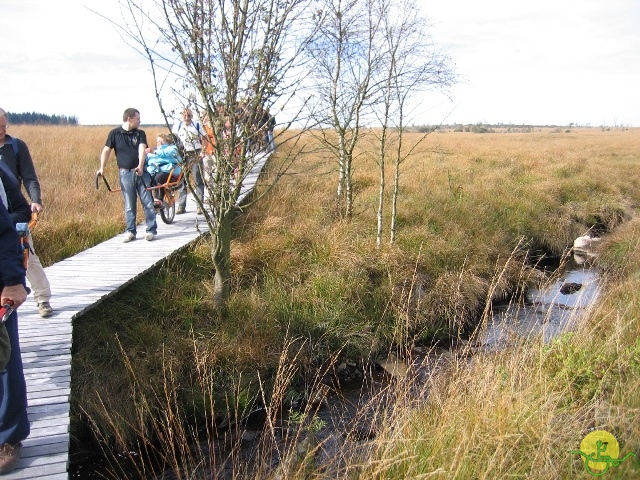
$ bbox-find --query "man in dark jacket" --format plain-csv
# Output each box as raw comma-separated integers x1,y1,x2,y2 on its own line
0,108,53,317
0,163,31,225
0,183,30,475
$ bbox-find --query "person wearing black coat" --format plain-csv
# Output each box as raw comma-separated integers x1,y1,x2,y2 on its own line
0,181,30,475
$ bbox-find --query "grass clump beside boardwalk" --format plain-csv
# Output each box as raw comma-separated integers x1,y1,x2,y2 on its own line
12,125,640,475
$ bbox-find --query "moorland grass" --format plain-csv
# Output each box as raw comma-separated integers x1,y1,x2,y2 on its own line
355,220,640,479
11,124,640,477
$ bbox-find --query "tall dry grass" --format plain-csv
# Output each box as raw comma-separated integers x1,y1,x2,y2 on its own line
350,219,640,479
15,124,639,477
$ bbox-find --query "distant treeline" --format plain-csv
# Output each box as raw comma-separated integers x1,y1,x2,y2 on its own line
8,111,79,126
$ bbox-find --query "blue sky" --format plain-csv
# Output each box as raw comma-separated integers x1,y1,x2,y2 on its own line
2,0,639,126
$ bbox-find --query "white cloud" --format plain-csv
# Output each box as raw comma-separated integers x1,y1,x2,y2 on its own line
419,0,640,126
3,0,164,124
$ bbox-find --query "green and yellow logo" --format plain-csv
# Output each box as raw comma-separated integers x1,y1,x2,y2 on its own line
569,430,636,476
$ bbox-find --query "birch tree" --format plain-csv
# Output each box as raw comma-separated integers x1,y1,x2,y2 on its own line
112,0,316,306
306,0,383,219
372,0,455,245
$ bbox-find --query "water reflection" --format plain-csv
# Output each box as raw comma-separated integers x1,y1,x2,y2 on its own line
482,254,600,347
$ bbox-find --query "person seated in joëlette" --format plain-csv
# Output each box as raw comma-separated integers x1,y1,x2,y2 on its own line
146,134,182,205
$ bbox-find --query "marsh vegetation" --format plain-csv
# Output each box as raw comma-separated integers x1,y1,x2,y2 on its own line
12,124,640,478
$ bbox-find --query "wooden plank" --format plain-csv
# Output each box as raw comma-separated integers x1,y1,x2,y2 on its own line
22,363,71,374
29,415,70,430
31,424,69,438
20,345,72,355
26,382,70,394
20,334,69,344
22,359,70,369
28,414,70,429
7,456,68,479
27,395,70,407
27,388,71,400
27,402,70,416
20,350,70,359
21,442,69,460
21,432,69,447
19,326,72,334
24,375,70,387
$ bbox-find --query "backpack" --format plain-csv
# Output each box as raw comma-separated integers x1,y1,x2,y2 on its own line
177,121,204,136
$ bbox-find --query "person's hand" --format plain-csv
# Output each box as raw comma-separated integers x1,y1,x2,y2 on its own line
31,202,43,214
96,168,104,177
135,166,144,176
1,284,28,309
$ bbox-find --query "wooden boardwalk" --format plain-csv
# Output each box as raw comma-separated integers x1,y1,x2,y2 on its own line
5,153,269,479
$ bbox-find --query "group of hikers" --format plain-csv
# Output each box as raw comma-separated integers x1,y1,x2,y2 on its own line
99,105,276,243
0,104,276,474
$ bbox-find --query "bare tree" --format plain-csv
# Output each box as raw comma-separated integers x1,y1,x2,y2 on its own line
108,0,316,306
306,0,384,219
370,0,455,245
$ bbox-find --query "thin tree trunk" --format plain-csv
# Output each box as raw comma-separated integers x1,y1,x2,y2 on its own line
337,157,345,198
345,153,353,219
390,135,401,244
212,211,233,307
376,125,387,248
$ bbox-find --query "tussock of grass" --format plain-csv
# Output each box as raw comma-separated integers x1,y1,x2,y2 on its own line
352,222,640,479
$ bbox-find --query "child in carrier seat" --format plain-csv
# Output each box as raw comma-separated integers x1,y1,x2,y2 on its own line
146,133,182,205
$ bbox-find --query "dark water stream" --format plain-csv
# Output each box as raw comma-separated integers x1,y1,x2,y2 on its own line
70,253,601,479
482,253,600,348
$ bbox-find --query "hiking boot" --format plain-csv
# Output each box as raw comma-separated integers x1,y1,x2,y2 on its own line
38,302,53,318
123,232,136,243
176,207,186,214
145,233,155,241
0,443,22,475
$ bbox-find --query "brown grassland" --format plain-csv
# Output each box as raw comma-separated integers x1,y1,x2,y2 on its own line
10,124,640,478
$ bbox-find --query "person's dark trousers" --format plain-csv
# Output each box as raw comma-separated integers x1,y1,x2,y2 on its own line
0,311,30,445
154,172,168,201
178,150,205,210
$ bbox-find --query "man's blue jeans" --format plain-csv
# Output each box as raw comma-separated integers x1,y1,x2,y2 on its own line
0,310,30,445
119,169,157,236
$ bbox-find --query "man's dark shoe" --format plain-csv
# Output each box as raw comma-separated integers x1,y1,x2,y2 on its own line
0,443,22,475
176,207,186,214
